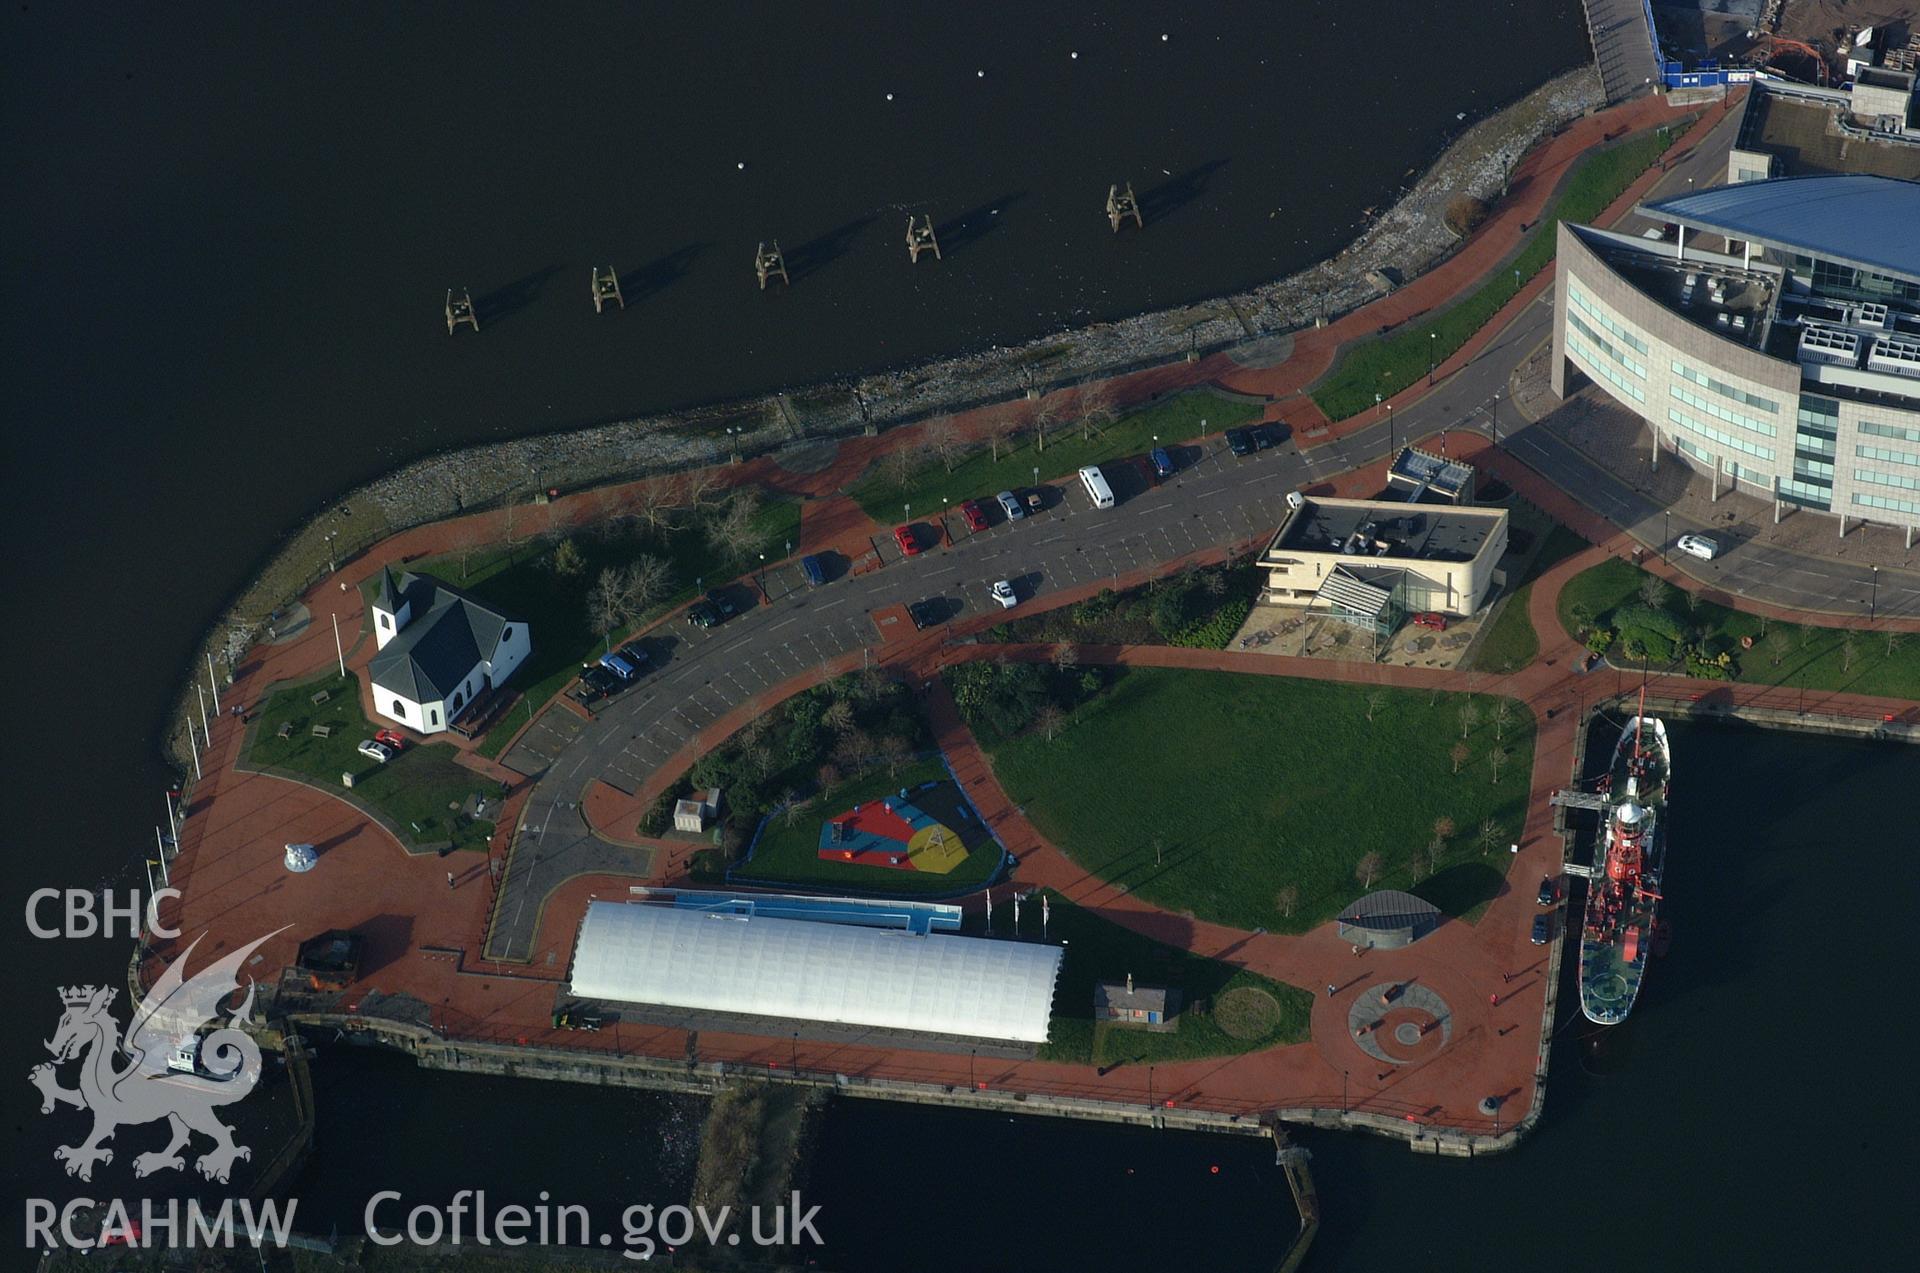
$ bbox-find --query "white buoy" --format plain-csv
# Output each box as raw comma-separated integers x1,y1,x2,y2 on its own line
886,92,894,100
736,161,746,170
976,69,985,78
1071,51,1079,59
1161,33,1169,41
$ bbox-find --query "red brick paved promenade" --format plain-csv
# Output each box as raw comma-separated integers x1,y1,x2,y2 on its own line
148,86,1917,1144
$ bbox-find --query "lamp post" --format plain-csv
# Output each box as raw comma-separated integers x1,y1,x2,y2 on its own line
758,552,768,602
1147,1064,1155,1112
1490,392,1501,448
1663,510,1671,565
1387,402,1395,454
324,530,338,574
970,1048,977,1089
1870,564,1880,622
1428,331,1438,386
791,1031,798,1074
1342,1068,1349,1115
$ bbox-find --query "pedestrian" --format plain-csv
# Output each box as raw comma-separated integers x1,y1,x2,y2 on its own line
1510,842,1519,855
1489,992,1500,1006
446,870,455,889
1326,983,1337,997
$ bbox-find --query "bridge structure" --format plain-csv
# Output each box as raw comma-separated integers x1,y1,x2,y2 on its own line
1580,0,1663,104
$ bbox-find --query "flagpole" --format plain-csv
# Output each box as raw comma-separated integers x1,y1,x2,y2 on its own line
164,792,178,843
154,827,170,887
197,683,211,744
206,651,220,708
984,887,992,935
187,719,202,779
332,612,346,678
144,857,157,908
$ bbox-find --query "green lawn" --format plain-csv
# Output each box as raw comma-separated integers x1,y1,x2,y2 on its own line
1557,557,1920,698
984,668,1534,932
1025,892,1313,1066
245,673,498,852
737,759,1003,894
849,391,1260,523
392,495,801,757
1311,126,1677,421
1468,524,1589,673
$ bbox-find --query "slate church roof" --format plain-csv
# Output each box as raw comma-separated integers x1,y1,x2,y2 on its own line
369,568,516,703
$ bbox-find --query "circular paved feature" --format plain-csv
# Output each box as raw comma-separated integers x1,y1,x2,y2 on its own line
1346,981,1453,1066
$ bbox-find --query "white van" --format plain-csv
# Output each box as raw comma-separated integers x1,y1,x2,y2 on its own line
1078,465,1115,509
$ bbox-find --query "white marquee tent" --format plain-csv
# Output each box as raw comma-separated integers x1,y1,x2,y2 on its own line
568,900,1062,1043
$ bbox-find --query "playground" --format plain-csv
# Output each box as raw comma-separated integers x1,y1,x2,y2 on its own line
818,784,968,874
737,762,1005,895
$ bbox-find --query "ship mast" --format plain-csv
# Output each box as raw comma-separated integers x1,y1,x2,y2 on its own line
1633,659,1648,760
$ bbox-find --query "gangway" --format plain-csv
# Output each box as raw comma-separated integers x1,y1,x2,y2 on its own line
1551,789,1611,811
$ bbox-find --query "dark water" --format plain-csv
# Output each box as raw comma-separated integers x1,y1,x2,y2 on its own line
1,0,1584,1212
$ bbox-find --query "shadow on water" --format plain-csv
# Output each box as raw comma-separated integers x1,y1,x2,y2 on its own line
1138,160,1229,224
617,242,710,304
475,263,566,326
933,192,1027,257
784,215,877,281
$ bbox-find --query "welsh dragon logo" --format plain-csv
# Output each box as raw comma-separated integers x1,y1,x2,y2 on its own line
29,929,283,1183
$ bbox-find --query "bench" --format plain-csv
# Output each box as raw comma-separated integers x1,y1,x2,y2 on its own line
276,722,293,740
311,724,332,739
310,690,331,706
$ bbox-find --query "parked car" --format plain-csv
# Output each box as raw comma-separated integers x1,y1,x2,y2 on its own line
800,553,827,586
1536,875,1559,907
705,588,738,618
959,498,990,533
1412,611,1449,631
1250,425,1276,451
990,580,1018,609
894,524,922,556
1676,533,1719,561
617,640,652,672
908,598,945,630
599,650,642,680
1530,913,1555,945
356,738,394,763
571,664,621,702
996,489,1026,521
685,599,724,628
1023,487,1048,512
373,728,407,751
1150,447,1175,479
1225,427,1255,457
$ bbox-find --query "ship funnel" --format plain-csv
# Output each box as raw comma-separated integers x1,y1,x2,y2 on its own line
1616,802,1647,825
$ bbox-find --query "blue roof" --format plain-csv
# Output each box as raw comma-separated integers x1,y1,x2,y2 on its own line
1640,175,1920,285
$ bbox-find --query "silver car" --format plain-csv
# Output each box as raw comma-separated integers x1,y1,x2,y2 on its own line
356,738,394,763
990,580,1018,609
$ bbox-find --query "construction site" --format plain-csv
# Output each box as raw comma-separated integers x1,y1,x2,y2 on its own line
1652,0,1918,84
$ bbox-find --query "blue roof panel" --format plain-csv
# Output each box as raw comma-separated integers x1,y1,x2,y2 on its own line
1641,175,1920,285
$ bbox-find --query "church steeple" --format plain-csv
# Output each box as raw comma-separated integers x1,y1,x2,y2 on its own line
370,564,411,649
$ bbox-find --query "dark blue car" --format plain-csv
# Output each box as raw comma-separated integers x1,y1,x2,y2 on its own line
1150,447,1175,479
800,554,826,586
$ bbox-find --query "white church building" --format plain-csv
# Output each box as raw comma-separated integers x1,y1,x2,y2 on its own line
367,564,530,735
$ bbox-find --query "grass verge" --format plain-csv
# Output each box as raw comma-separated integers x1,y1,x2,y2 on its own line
1558,557,1920,697
1468,524,1589,673
245,673,498,852
1028,892,1313,1066
984,668,1533,932
1311,126,1677,421
848,391,1259,523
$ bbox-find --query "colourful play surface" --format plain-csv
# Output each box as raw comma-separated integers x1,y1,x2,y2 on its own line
819,791,966,874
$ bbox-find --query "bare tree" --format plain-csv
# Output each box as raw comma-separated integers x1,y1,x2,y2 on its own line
1052,643,1080,673
706,490,767,563
1153,837,1166,867
587,568,623,645
1841,630,1858,672
880,440,924,490
878,733,912,778
1074,379,1119,441
748,744,775,780
1030,398,1060,453
617,555,673,622
821,699,855,735
1493,699,1512,739
816,762,842,793
983,407,1024,462
1488,745,1511,784
1458,701,1480,739
1035,704,1066,742
1885,629,1905,659
1477,817,1499,855
1638,573,1671,610
1450,740,1471,775
1355,851,1385,889
632,475,684,535
683,469,727,509
1426,835,1447,876
1365,689,1387,724
922,414,967,473
781,788,803,828
831,728,872,772
1274,884,1299,919
1432,815,1455,845
1408,855,1430,884
1765,630,1791,667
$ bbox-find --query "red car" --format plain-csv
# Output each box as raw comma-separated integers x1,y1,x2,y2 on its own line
1412,611,1448,631
893,525,922,556
958,499,989,533
374,728,407,751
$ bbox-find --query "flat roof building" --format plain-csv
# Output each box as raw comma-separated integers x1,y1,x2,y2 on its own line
1551,173,1920,542
1261,496,1509,620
